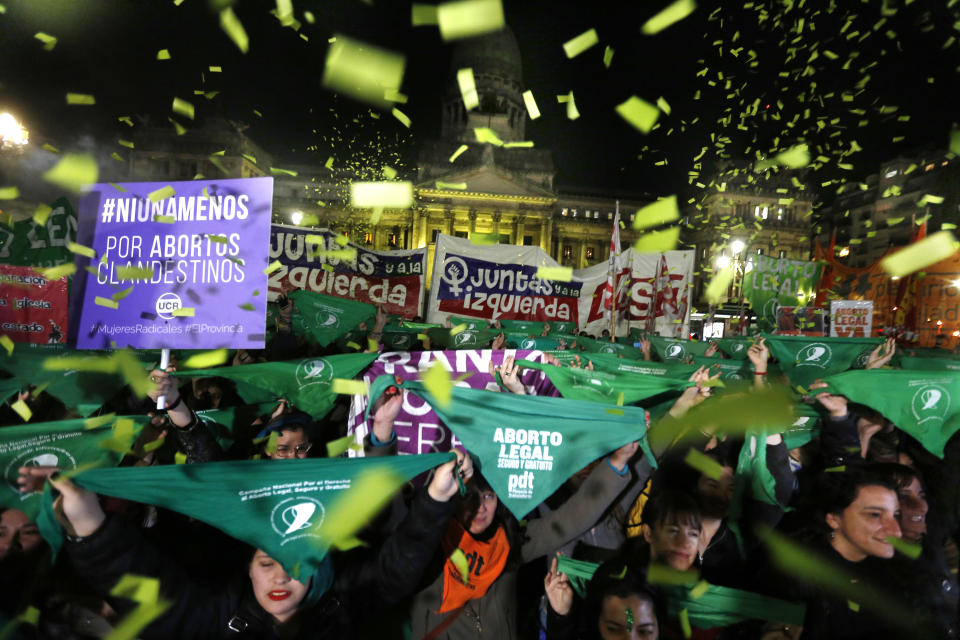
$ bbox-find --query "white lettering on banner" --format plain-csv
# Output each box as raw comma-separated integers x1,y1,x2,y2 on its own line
462,291,573,320
96,232,246,286
111,195,250,224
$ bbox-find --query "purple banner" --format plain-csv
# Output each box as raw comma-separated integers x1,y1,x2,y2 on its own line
347,349,558,456
76,178,273,349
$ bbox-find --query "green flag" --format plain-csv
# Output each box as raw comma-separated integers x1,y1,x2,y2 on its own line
425,327,500,349
371,378,653,519
547,351,699,380
174,353,377,418
504,334,565,351
0,198,76,267
517,359,690,405
547,321,578,334
574,336,646,359
447,316,491,331
195,402,277,450
497,319,547,334
824,369,960,458
899,356,960,372
648,336,711,361
1,416,144,519
289,290,376,347
40,454,452,577
380,327,424,351
763,334,883,388
716,338,752,360
741,257,823,332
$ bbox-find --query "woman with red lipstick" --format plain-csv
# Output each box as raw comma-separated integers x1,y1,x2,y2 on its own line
22,452,471,639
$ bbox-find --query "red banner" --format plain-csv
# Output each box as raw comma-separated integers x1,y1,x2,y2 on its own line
0,264,68,344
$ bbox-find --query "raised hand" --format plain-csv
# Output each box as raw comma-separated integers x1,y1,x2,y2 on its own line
18,467,105,537
747,337,769,373
490,355,526,395
427,449,473,502
809,381,849,419
704,341,719,357
544,555,574,616
865,337,896,369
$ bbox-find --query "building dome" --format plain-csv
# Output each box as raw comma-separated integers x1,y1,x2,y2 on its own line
448,27,523,84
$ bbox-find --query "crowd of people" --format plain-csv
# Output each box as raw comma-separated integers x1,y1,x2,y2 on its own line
1,297,958,640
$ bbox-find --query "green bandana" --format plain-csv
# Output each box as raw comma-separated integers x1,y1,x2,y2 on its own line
40,454,452,580
547,351,699,380
401,321,442,331
516,359,690,405
447,316,491,331
174,353,377,418
426,327,500,350
763,334,883,389
195,403,277,450
289,290,376,347
689,356,754,382
716,338,752,360
648,337,711,361
1,416,144,519
824,369,960,458
899,356,960,372
555,557,805,628
370,377,654,519
497,319,547,334
574,336,646,359
380,327,424,351
504,334,565,351
548,321,578,334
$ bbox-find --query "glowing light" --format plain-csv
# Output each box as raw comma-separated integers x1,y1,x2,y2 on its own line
938,320,944,326
0,112,29,148
730,239,745,254
290,210,303,225
953,331,959,337
891,276,900,281
715,255,731,269
838,247,850,258
951,278,960,289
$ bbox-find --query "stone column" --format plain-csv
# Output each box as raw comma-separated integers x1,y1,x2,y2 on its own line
444,209,455,236
411,209,422,248
514,215,526,245
492,211,502,239
541,215,553,254
468,209,478,235
577,240,587,269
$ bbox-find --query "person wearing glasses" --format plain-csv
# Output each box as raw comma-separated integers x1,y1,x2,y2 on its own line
256,411,315,460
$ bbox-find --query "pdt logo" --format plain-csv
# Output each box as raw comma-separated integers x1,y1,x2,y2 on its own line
156,292,182,320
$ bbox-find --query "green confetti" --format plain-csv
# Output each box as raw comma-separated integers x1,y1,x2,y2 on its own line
704,267,734,304
332,378,370,395
148,186,176,202
449,144,469,162
321,34,405,110
37,263,76,280
156,48,171,60
43,153,98,193
634,195,679,229
616,96,660,133
603,45,614,68
0,335,13,356
474,127,504,146
219,8,249,53
10,399,31,422
325,434,362,457
457,67,480,110
536,266,573,281
684,448,723,479
350,181,413,208
392,107,411,128
421,360,452,409
880,231,957,277
563,28,599,58
66,93,96,105
522,90,540,119
34,32,57,51
170,307,195,317
95,296,119,309
411,3,439,25
182,349,228,369
647,564,699,586
634,227,680,253
0,187,19,199
886,536,922,559
641,0,697,35
436,0,504,42
449,548,470,583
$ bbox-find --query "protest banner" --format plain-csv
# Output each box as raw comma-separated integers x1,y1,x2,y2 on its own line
74,178,273,350
0,198,77,269
269,224,426,318
830,300,873,338
347,349,559,456
742,255,823,332
0,264,68,344
427,234,694,336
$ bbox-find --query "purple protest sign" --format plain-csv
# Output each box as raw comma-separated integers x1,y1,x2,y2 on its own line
75,178,273,349
347,349,558,456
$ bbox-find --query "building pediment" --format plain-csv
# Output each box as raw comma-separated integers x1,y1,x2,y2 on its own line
417,163,556,204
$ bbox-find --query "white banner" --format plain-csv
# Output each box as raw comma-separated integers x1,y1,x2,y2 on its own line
427,234,693,336
830,299,873,338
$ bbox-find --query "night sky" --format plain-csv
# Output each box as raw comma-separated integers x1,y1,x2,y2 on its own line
0,0,958,206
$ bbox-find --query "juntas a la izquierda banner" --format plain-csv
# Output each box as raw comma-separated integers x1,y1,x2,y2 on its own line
0,264,68,344
75,178,273,349
427,234,694,336
346,349,559,457
269,224,426,318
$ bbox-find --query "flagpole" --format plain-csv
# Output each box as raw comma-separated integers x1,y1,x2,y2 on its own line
157,348,170,411
610,201,619,341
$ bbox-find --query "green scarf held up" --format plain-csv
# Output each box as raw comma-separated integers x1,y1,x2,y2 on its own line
289,290,376,347
504,334,565,351
379,326,424,351
426,327,500,350
824,369,960,458
0,416,144,519
648,336,711,361
516,359,691,405
497,319,547,334
762,334,883,389
174,352,377,419
39,454,452,578
447,316,490,331
547,351,699,380
573,336,646,359
716,338,752,360
367,377,654,520
899,356,960,372
554,557,805,628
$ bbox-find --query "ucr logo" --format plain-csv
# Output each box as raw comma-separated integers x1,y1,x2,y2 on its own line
295,358,333,388
911,384,951,424
270,497,325,537
795,343,832,367
665,344,685,359
156,292,182,320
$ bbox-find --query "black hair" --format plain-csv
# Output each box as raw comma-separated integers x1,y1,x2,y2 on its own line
870,462,923,493
641,489,703,532
578,559,663,640
820,467,899,516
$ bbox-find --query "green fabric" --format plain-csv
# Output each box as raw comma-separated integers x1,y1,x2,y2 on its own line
547,321,578,335
689,356,753,381
497,319,546,334
763,334,883,388
899,356,960,372
900,347,960,359
380,327,424,351
503,334,565,351
548,351,699,380
425,327,500,349
0,417,144,519
716,338,752,360
742,257,823,332
174,353,377,418
517,359,690,405
372,377,654,519
0,198,76,267
824,369,960,458
648,337,711,361
554,557,805,628
40,454,451,580
194,403,277,450
0,346,156,415
574,336,646,359
783,404,821,450
400,321,442,330
447,316,490,331
289,290,376,347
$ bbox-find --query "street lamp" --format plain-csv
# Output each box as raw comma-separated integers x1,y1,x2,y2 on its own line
0,112,28,149
290,210,303,225
715,255,731,269
730,239,745,255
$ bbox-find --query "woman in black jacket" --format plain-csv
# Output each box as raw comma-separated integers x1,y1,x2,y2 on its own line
20,452,470,639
